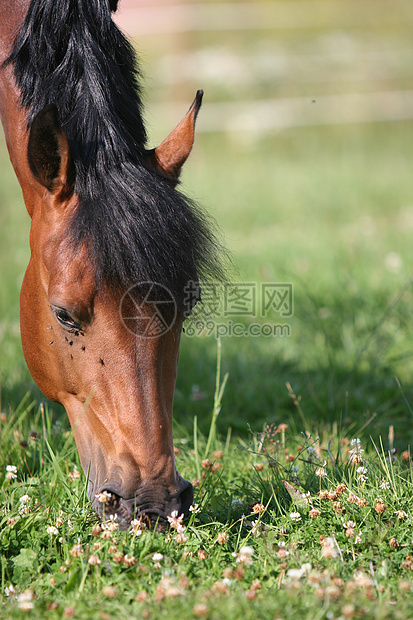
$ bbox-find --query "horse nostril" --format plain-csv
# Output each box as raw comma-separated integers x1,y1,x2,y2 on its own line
178,480,194,514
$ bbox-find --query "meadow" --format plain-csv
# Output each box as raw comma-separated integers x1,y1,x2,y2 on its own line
1,0,413,617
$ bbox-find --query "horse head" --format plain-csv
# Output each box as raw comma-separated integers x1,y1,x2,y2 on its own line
19,94,204,529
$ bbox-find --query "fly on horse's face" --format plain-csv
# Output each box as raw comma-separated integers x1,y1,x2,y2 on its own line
0,0,223,530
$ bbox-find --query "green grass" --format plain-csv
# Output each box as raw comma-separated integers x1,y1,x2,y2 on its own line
1,370,413,619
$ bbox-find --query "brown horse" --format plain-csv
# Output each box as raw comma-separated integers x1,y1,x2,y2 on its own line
0,0,222,529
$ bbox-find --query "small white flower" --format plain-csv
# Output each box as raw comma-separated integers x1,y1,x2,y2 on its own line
167,510,185,530
95,490,112,503
380,479,390,490
5,584,16,597
47,526,59,536
176,531,188,543
17,589,34,611
189,503,201,514
19,495,31,504
5,465,17,480
356,466,367,475
287,563,311,580
236,545,254,564
290,512,302,522
152,552,163,568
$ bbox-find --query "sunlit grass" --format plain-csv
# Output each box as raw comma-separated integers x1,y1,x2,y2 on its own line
1,360,413,618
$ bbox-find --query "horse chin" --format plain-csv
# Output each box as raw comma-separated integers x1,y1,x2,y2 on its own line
91,481,194,532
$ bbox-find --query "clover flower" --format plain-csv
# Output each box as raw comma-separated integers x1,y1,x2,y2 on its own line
130,517,146,536
47,526,59,536
309,508,321,518
348,439,364,464
176,531,188,543
320,537,338,558
189,503,201,514
95,491,112,504
152,552,163,569
69,541,84,557
17,589,34,611
4,584,16,597
5,465,17,480
167,510,184,530
287,563,312,580
235,545,254,564
216,531,229,544
395,510,408,519
290,512,302,522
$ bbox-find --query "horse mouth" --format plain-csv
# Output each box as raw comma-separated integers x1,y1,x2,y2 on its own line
92,482,193,532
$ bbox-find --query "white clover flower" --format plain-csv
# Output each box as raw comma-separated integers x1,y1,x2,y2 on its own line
5,465,17,480
356,467,368,475
176,531,188,543
47,526,59,536
321,537,338,558
17,589,34,611
4,584,16,597
167,510,185,530
152,552,163,568
315,467,327,477
19,495,31,504
290,512,302,522
236,545,254,564
95,490,112,503
189,503,201,514
130,518,146,536
380,479,390,490
287,563,311,580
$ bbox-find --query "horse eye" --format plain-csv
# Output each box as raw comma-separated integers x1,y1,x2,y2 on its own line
51,307,80,332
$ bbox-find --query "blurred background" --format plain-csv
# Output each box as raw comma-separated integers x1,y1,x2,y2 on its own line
2,0,413,444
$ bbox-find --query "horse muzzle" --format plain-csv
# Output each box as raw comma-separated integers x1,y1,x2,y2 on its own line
91,477,194,531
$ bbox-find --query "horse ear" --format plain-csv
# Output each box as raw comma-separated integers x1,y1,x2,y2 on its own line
145,90,203,180
28,104,74,199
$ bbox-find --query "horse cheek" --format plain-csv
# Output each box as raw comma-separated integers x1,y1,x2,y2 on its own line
20,265,61,402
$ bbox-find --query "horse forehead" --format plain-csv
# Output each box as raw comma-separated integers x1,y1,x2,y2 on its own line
46,240,97,302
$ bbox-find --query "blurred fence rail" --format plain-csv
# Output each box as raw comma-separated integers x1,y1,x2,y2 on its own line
150,90,413,135
0,1,411,141
114,0,413,135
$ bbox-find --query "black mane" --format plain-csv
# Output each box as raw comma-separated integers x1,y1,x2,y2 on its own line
6,0,224,309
